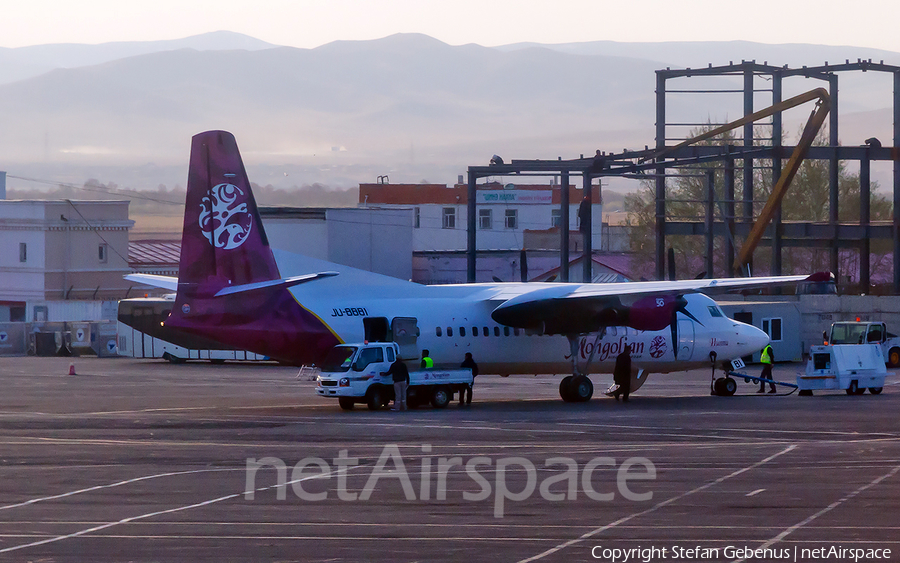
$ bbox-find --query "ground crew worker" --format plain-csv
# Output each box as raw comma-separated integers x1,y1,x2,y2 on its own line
421,349,434,369
613,344,632,402
382,357,409,411
758,343,776,393
460,352,478,405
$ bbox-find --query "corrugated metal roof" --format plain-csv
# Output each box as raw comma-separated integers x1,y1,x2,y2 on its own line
129,240,181,266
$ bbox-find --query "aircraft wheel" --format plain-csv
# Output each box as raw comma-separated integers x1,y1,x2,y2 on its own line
712,377,725,396
559,376,575,402
721,377,737,396
338,397,355,410
869,387,883,395
570,376,594,402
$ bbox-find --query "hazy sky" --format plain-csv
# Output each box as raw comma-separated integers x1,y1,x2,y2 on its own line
3,0,900,52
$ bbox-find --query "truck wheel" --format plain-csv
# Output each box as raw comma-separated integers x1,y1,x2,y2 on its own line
338,397,355,410
847,380,862,395
431,386,451,409
366,387,387,410
868,387,883,395
889,348,900,368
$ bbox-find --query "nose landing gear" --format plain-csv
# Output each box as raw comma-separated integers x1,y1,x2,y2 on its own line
708,351,737,396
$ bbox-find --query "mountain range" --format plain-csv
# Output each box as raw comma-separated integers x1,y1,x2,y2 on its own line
1,31,898,194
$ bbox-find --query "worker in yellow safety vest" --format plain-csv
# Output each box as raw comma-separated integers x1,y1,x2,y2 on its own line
421,349,434,369
758,343,776,393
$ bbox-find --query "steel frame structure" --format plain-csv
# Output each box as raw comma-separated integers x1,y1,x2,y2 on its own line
466,60,900,291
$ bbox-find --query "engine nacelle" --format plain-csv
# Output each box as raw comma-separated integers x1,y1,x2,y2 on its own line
597,295,684,332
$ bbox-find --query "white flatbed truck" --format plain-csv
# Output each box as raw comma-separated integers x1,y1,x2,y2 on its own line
314,342,474,410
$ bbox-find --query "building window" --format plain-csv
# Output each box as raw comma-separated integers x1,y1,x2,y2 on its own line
551,209,561,227
505,209,518,229
19,243,26,263
414,207,420,229
479,208,492,229
99,243,108,263
442,207,456,229
762,318,783,342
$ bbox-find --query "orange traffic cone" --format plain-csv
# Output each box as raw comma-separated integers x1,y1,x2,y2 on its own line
68,363,76,376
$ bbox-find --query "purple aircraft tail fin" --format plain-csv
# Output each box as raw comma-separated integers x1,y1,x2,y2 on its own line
178,130,280,297
165,131,340,364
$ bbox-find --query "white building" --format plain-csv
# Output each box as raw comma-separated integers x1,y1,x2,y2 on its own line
358,181,603,252
0,199,133,322
260,207,413,281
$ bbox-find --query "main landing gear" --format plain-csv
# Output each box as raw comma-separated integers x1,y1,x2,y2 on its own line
559,333,602,403
708,351,737,396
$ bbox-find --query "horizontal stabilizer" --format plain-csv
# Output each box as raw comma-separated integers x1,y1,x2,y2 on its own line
125,273,179,291
214,272,339,297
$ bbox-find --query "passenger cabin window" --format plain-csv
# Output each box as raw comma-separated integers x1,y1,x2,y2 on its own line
436,327,442,337
514,327,521,336
483,327,489,336
472,326,477,336
460,327,466,337
494,327,500,336
447,327,453,337
504,326,510,336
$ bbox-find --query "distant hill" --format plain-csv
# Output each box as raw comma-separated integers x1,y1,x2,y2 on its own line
1,33,898,194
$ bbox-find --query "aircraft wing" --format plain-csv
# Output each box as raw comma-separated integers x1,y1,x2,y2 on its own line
490,273,813,334
125,273,179,291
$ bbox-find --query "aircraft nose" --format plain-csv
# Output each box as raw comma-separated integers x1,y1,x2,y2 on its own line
740,323,770,354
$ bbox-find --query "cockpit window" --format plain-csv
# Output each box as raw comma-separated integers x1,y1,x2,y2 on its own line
321,346,357,373
707,305,724,318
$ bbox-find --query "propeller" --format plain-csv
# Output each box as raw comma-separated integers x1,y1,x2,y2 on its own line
669,295,702,359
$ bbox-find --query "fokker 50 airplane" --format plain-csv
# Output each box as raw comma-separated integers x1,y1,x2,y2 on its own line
128,130,816,402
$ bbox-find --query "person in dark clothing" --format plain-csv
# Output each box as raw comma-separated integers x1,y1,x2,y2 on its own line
578,196,591,235
382,358,410,411
460,352,478,405
758,343,776,393
613,344,632,402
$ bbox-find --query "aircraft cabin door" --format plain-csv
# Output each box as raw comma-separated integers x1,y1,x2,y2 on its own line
677,319,694,361
391,317,419,360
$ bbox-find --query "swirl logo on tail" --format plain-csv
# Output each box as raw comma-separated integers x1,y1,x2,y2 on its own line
198,183,252,249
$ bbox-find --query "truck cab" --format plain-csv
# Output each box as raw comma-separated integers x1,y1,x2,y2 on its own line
825,321,900,367
314,342,473,411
